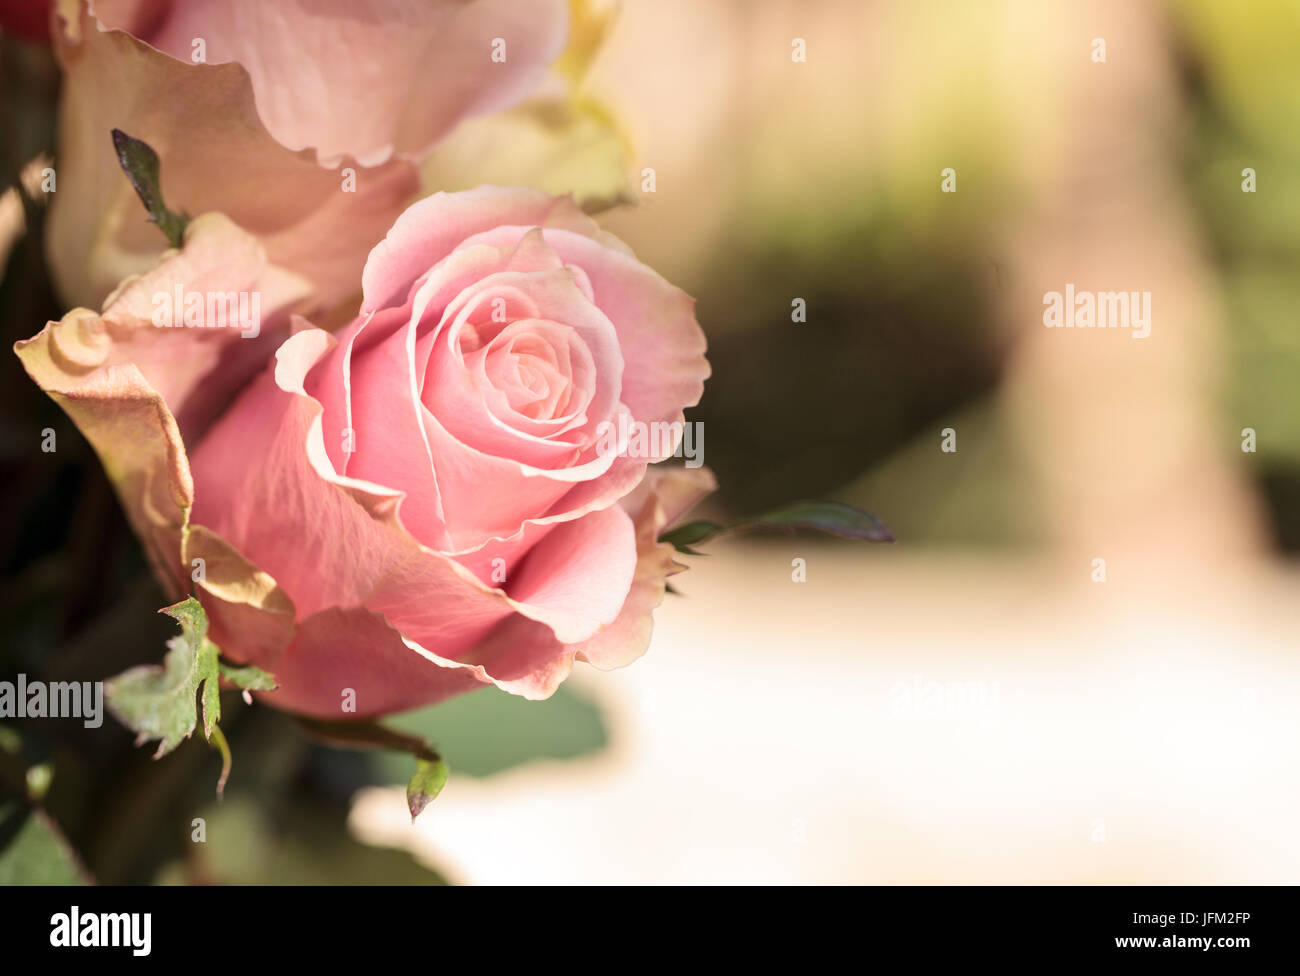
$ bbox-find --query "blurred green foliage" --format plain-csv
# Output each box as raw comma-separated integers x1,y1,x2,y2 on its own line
1171,0,1300,547
0,801,86,884
381,684,608,780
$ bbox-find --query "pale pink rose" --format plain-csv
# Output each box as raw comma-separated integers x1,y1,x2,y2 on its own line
46,0,567,310
17,189,712,718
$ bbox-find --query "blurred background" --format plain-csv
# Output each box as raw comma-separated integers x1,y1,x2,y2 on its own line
3,0,1299,883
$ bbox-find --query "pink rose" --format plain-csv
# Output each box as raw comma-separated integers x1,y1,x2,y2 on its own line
47,0,567,310
17,189,712,718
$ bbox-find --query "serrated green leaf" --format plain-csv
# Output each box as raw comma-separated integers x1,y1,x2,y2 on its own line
218,662,278,692
111,128,189,247
406,757,450,822
104,597,220,758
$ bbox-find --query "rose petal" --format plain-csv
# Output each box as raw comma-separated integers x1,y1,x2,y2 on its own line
500,502,635,644
449,465,717,696
49,0,418,310
15,278,304,669
95,0,569,167
362,186,611,313
183,523,296,671
472,226,712,443
258,606,487,719
334,306,451,550
14,352,192,596
94,212,313,441
578,465,718,670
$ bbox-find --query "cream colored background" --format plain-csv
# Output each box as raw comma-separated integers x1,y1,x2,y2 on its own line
351,0,1300,884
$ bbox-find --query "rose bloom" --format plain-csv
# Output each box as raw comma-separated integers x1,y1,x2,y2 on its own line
17,188,712,717
45,0,567,309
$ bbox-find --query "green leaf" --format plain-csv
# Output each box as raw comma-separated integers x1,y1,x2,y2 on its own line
291,716,448,822
384,683,608,779
111,128,189,247
747,500,895,541
658,520,725,551
0,802,89,885
105,597,221,758
218,662,278,692
104,598,270,797
406,758,450,822
659,501,894,551
209,725,232,799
